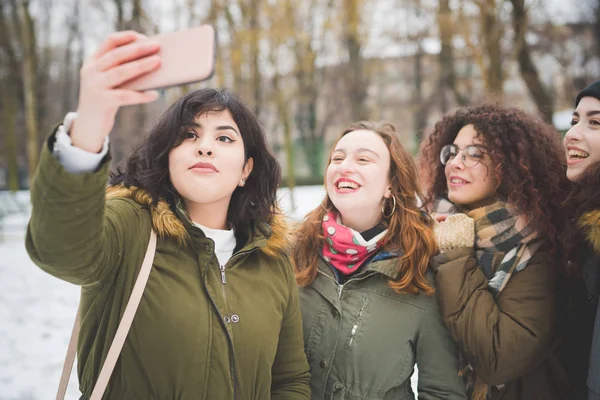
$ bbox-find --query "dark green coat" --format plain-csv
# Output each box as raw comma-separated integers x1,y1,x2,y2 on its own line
299,252,467,399
26,136,310,399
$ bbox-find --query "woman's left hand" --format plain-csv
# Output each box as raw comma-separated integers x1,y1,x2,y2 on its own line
433,213,475,253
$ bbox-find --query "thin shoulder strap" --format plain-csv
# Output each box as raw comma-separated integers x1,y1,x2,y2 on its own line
56,229,158,400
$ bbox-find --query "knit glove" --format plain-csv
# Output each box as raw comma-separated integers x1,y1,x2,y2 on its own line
432,213,475,253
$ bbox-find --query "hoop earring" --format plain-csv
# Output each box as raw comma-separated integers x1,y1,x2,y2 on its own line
382,195,396,218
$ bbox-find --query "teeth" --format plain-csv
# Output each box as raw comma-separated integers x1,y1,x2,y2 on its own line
451,178,466,184
337,181,359,190
568,149,589,159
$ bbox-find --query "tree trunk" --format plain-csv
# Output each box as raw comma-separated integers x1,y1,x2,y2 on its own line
509,0,553,123
595,0,600,63
343,0,367,120
414,38,427,143
249,0,262,117
437,0,469,110
62,1,80,112
2,87,19,191
20,0,39,185
114,0,125,30
480,0,504,99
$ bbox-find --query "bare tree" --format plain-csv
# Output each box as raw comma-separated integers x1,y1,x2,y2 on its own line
509,0,554,122
437,0,469,112
62,1,81,112
0,0,21,191
266,0,297,207
480,0,504,99
19,0,40,183
342,0,368,120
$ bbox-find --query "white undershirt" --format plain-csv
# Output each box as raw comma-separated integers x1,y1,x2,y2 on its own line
192,222,236,266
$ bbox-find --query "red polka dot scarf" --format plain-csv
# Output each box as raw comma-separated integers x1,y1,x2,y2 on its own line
321,211,387,275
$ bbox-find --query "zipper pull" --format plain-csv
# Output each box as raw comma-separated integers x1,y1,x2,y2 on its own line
220,265,226,284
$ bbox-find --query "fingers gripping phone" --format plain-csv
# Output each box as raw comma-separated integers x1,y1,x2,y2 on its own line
120,25,216,91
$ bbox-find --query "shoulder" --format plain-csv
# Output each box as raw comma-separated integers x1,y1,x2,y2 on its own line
259,213,292,260
579,210,600,254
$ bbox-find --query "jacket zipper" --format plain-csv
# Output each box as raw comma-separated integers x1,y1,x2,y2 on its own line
201,246,256,399
348,298,368,348
203,278,237,399
212,247,255,399
219,264,227,283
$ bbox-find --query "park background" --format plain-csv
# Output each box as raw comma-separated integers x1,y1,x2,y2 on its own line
1,0,599,398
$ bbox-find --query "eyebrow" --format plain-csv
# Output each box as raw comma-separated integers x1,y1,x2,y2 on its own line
573,111,600,118
333,148,380,158
190,122,240,136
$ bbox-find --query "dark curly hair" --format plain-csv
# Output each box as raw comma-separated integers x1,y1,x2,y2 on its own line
110,88,281,234
419,104,569,253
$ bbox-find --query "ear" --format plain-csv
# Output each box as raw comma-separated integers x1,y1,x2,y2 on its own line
384,183,392,199
243,157,254,180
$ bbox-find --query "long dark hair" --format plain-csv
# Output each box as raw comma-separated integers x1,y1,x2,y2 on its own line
419,104,569,255
110,88,281,233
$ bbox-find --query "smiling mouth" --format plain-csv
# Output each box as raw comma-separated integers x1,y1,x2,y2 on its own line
335,180,360,192
449,177,468,184
568,149,590,160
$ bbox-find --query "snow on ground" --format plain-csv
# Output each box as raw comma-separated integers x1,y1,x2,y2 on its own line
0,187,417,399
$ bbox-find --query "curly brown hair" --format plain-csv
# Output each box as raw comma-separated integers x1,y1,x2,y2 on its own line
293,121,437,295
419,104,569,253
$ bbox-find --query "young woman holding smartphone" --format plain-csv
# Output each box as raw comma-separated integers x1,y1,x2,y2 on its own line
26,31,310,399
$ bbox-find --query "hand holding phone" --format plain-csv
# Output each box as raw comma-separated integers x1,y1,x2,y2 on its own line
70,25,216,153
119,25,216,91
71,31,162,153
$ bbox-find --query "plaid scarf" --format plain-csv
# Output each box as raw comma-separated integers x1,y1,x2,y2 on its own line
433,198,541,297
468,202,542,297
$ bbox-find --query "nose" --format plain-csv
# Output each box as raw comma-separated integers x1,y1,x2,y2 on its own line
564,124,582,143
196,136,214,157
338,157,356,174
447,151,465,170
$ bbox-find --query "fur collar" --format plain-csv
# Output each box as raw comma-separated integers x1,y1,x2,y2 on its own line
579,209,600,254
106,185,289,259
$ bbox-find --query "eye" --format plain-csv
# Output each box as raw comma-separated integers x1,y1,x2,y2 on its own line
590,119,600,126
570,119,579,126
466,147,484,159
358,157,370,163
185,131,198,140
217,135,235,143
332,156,344,162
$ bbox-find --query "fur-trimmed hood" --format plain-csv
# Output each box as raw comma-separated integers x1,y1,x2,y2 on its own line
579,210,600,254
106,185,290,259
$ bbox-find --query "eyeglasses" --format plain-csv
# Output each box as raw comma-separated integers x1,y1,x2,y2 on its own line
440,144,488,168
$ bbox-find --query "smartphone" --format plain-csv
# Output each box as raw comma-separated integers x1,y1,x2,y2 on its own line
119,24,216,91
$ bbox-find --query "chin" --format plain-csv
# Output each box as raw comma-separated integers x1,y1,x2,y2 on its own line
566,169,583,183
330,200,360,216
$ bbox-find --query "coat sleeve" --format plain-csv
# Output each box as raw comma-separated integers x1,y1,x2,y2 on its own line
416,289,468,400
431,247,556,386
25,129,147,286
270,259,311,399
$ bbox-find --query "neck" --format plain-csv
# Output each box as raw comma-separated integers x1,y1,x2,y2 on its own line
464,196,497,210
339,208,383,232
184,198,230,230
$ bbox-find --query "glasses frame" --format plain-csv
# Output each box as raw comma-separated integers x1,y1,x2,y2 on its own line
440,144,488,168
